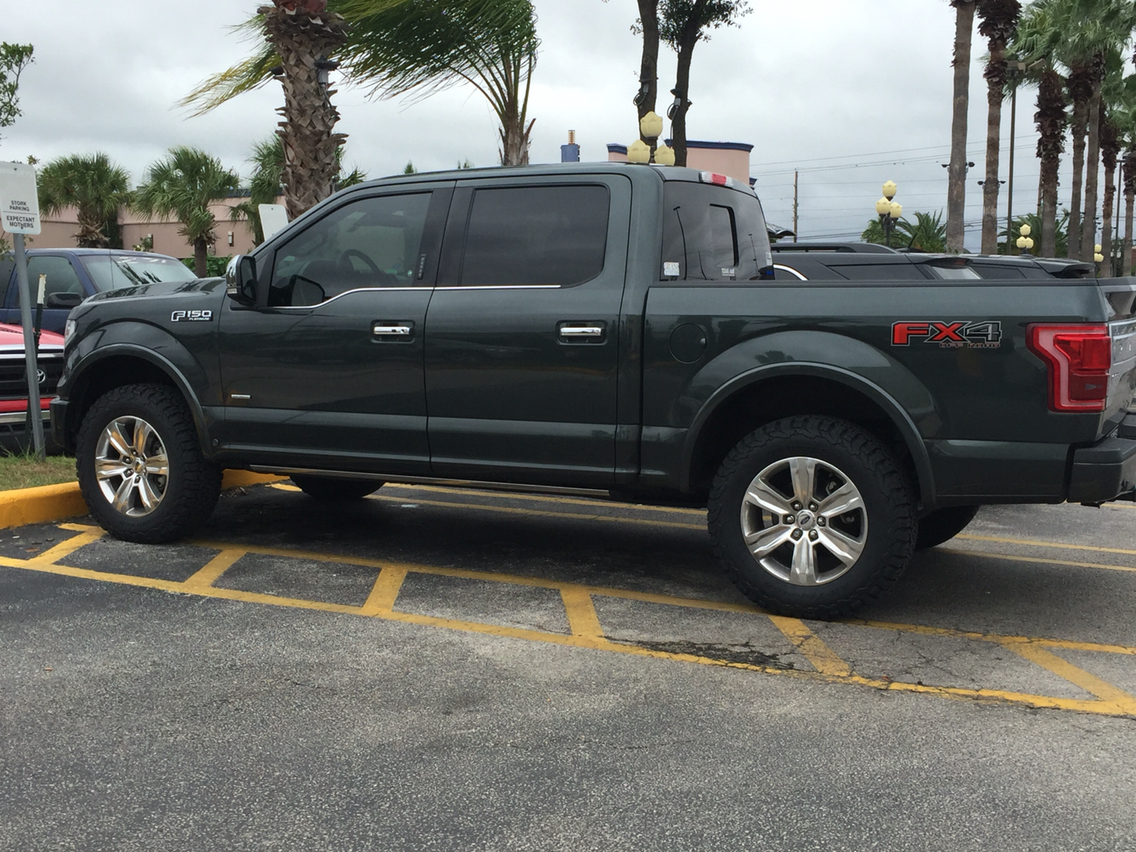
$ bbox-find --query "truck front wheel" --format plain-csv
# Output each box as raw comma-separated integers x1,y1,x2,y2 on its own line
708,416,916,620
76,384,222,543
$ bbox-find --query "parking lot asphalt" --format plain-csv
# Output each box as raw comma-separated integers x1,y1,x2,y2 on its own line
2,480,1135,850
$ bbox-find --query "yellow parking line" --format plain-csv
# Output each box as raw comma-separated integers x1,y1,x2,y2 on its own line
857,619,1136,657
561,588,606,640
940,546,1136,574
956,533,1136,558
4,547,1135,718
37,529,105,562
1002,639,1136,715
360,566,408,616
768,616,853,677
183,550,245,591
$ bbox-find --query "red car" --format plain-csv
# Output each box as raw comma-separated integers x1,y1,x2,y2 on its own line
0,322,65,452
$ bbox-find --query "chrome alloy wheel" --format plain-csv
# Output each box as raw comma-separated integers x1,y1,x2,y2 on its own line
739,456,867,586
94,415,170,517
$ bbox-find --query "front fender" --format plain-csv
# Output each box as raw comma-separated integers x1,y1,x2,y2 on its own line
60,321,217,455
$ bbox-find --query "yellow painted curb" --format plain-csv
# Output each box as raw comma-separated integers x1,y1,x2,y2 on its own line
0,471,283,531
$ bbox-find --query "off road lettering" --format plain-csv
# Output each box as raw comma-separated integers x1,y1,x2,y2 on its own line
892,320,1002,348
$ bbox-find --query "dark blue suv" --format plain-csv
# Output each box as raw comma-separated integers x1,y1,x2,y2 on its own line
0,248,197,334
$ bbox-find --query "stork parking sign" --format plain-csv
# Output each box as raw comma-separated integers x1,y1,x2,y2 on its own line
0,161,41,235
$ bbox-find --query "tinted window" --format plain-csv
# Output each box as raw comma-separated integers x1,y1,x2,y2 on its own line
27,255,83,300
80,254,197,290
0,255,13,305
661,182,771,281
826,262,930,281
269,193,431,306
460,185,609,287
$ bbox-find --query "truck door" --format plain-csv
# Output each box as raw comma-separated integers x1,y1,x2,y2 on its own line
424,175,631,487
215,184,452,475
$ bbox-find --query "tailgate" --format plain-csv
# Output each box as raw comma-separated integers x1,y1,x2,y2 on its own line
1102,278,1136,424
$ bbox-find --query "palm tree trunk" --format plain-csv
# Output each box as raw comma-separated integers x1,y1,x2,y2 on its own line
1100,112,1119,277
1035,68,1068,259
261,3,349,221
669,16,699,168
981,36,1007,255
1081,75,1103,262
1067,69,1093,259
636,0,660,147
193,236,208,278
1124,152,1136,277
947,0,977,253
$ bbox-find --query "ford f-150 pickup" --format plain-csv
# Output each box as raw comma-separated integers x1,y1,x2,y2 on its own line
50,163,1136,618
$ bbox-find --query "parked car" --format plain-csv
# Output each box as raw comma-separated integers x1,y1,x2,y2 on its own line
964,254,1094,280
0,248,198,334
771,246,981,281
0,321,65,453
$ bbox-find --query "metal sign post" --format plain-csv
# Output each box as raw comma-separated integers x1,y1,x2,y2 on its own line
0,162,45,460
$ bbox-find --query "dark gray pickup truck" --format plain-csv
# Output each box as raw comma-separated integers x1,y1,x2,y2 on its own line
50,163,1136,618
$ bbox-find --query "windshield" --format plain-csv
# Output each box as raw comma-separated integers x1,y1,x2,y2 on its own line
79,254,198,291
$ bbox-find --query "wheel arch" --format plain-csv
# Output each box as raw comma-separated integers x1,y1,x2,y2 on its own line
60,345,211,457
682,364,936,508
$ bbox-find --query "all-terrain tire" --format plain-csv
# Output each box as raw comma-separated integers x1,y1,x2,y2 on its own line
76,384,222,543
707,415,917,620
290,474,382,501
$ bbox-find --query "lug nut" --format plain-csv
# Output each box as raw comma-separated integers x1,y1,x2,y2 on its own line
791,502,802,511
809,502,818,511
817,517,826,527
791,529,803,540
808,530,818,541
784,515,795,524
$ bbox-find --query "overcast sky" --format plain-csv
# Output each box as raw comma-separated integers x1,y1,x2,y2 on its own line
2,0,1067,251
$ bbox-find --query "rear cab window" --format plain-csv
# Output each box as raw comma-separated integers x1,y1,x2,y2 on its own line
660,180,772,282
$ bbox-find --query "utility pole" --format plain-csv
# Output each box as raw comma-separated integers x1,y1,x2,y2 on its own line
793,170,799,242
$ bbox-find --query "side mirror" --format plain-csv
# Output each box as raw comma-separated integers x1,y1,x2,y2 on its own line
45,292,83,309
225,255,258,306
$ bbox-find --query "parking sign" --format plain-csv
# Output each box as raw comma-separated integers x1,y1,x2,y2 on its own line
0,161,41,235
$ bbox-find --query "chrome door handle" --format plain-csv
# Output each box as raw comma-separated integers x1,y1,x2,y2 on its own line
559,326,605,337
558,322,607,342
372,323,412,336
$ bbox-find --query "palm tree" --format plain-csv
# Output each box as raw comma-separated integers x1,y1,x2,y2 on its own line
977,0,1022,255
262,0,349,221
336,0,539,166
37,153,132,248
134,146,240,277
897,211,949,252
229,135,367,244
658,0,750,168
1009,1,1069,257
183,0,540,169
947,0,978,253
1048,0,1136,261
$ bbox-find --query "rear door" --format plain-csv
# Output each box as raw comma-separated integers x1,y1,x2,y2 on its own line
423,174,631,487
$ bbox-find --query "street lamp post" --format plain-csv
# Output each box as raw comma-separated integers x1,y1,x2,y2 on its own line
875,181,902,248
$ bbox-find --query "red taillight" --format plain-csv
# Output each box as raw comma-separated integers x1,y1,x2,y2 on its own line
1027,324,1111,412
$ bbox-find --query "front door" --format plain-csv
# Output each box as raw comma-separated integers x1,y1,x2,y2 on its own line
215,185,451,475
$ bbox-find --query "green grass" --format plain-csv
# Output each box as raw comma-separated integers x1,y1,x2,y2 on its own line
0,452,77,491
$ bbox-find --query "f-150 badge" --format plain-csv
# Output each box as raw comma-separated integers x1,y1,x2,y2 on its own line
892,320,1002,348
171,310,213,322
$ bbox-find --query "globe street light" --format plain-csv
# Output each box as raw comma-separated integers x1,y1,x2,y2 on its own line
1016,223,1034,256
875,182,901,248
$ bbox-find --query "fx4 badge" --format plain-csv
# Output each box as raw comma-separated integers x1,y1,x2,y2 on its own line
892,320,1002,349
171,310,213,323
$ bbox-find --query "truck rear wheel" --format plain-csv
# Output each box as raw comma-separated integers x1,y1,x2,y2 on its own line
290,474,382,501
708,416,916,620
76,384,222,544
